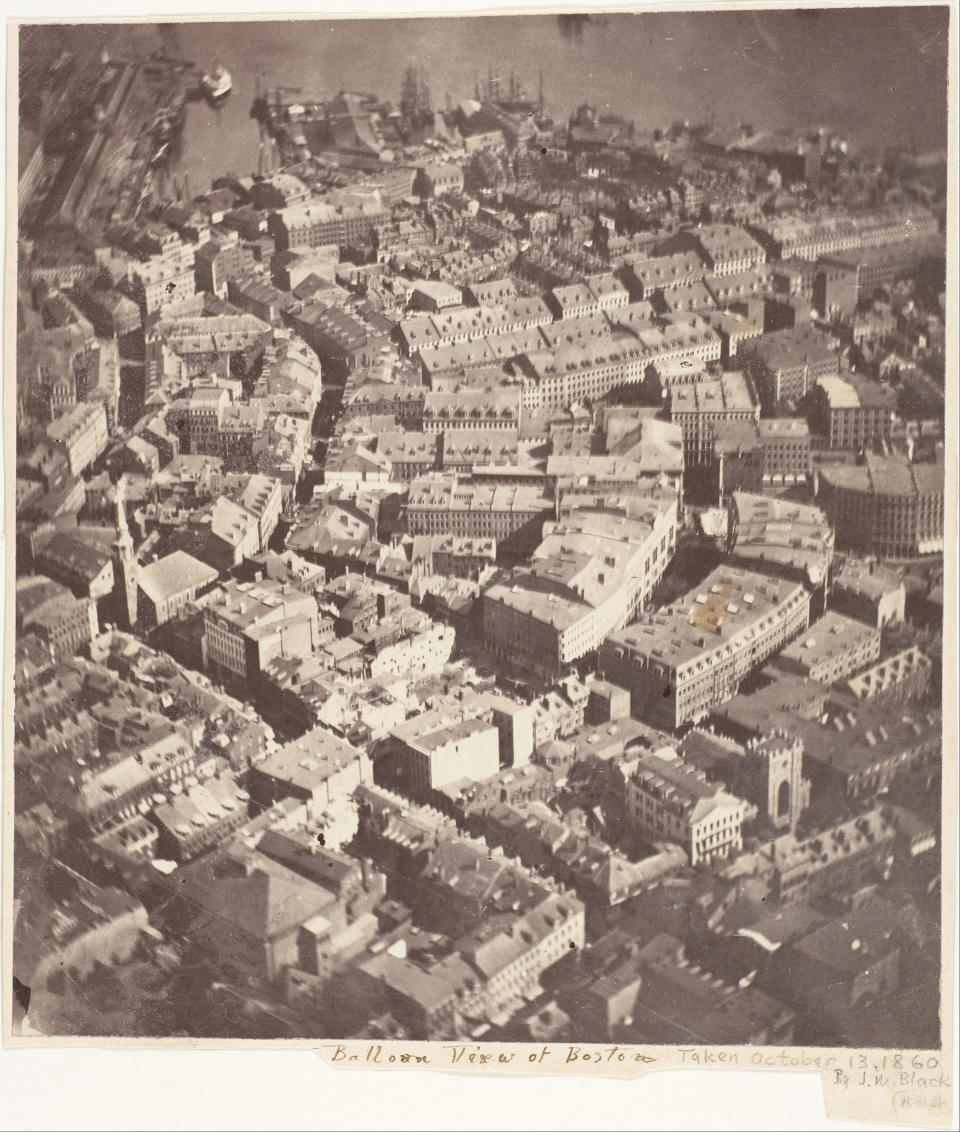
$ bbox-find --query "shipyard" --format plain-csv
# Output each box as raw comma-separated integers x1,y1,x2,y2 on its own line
19,34,232,238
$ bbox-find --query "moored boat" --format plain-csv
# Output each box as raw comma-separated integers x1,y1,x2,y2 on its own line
201,62,232,102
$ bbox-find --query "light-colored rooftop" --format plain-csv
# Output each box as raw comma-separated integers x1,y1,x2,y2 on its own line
138,551,219,605
607,565,808,671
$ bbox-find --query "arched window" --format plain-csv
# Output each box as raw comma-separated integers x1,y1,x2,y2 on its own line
777,778,791,819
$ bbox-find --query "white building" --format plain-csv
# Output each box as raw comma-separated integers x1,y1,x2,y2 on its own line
624,749,746,866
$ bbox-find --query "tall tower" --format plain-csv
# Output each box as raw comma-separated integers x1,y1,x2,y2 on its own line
113,475,139,629
741,731,809,832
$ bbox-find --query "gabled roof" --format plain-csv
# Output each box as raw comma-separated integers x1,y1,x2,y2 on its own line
177,852,336,941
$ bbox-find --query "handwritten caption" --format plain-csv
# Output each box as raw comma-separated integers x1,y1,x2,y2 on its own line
827,1051,950,1120
319,1041,953,1120
323,1042,657,1067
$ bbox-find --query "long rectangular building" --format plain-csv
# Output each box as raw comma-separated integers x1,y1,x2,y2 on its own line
482,490,679,678
601,566,811,730
405,478,554,554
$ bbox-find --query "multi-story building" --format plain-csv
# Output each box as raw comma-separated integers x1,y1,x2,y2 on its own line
369,430,432,479
464,277,518,307
348,838,584,1033
711,421,764,497
193,231,257,298
688,224,766,277
807,373,897,452
248,172,311,211
227,273,291,324
224,472,284,552
249,725,372,820
619,250,706,299
393,715,501,793
547,274,629,319
267,195,390,251
288,302,391,376
623,748,747,865
801,696,941,801
713,686,940,802
45,400,109,477
740,325,839,410
458,888,586,1021
521,316,722,411
32,532,115,604
558,929,795,1046
727,493,835,589
209,496,262,566
151,777,249,862
342,382,425,425
756,807,898,904
203,578,323,688
405,478,553,554
844,639,932,707
758,417,812,484
692,729,810,833
750,206,938,262
601,565,811,730
146,314,269,394
365,620,456,682
816,453,944,559
136,551,219,628
482,491,678,677
480,800,686,906
774,610,881,684
73,730,201,833
439,430,519,475
554,411,685,485
253,412,312,492
70,284,142,339
668,370,759,466
817,238,941,307
15,576,98,663
702,308,764,362
18,319,98,424
168,386,231,455
830,559,905,628
413,535,498,580
123,241,197,316
422,390,521,432
412,161,465,199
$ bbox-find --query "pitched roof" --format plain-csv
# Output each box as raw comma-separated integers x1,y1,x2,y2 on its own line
138,551,219,605
177,852,336,941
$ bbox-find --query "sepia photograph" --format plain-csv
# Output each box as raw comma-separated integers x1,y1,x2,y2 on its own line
4,4,955,1117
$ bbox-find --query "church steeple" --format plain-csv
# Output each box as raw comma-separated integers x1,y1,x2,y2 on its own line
113,475,139,629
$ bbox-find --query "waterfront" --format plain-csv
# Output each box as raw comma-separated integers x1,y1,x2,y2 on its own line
158,10,949,192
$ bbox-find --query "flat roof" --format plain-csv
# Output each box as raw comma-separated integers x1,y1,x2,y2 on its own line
607,565,808,671
819,452,944,498
777,610,879,670
256,726,365,791
669,370,757,415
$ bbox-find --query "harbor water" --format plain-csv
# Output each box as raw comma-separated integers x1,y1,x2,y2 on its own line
136,11,947,194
